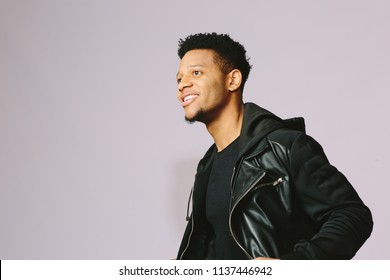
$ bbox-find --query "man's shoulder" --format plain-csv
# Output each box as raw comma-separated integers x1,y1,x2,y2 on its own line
266,127,308,149
266,128,324,158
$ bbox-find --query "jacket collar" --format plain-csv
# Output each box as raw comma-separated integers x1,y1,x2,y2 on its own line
238,102,284,157
197,102,306,165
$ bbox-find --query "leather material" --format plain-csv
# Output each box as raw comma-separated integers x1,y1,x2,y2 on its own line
177,103,373,260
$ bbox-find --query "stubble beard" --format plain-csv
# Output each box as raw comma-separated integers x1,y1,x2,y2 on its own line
184,100,227,125
184,109,205,124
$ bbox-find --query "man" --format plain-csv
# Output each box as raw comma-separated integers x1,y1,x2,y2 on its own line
175,32,373,260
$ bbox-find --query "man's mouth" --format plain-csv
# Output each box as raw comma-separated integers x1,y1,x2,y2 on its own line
182,94,199,106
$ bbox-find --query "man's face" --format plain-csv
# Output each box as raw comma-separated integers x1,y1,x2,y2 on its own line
176,49,230,124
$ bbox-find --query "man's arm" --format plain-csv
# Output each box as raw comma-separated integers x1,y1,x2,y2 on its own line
281,133,373,259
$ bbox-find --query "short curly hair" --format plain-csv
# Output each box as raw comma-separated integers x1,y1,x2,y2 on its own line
178,32,252,90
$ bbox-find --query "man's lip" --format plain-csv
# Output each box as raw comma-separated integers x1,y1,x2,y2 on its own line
181,92,199,107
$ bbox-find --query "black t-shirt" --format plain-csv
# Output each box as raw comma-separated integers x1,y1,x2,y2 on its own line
205,137,247,259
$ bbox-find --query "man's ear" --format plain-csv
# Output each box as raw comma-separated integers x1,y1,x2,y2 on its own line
227,69,242,92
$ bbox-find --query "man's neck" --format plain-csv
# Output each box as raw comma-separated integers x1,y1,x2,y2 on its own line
206,102,244,152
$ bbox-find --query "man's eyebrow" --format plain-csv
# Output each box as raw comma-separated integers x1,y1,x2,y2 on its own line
188,64,205,68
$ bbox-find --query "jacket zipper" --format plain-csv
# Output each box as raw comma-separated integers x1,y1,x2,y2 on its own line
180,185,194,259
229,171,284,259
179,214,194,260
181,167,283,259
251,177,284,191
185,188,193,221
228,169,266,259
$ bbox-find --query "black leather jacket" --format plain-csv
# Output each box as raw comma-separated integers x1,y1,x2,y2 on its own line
177,103,373,259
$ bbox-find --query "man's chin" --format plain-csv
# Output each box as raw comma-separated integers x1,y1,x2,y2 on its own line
185,116,198,124
185,110,204,124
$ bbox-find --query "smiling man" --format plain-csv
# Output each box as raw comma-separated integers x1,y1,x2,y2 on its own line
175,32,373,260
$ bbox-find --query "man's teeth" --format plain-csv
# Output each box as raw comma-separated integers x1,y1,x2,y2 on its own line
184,94,198,102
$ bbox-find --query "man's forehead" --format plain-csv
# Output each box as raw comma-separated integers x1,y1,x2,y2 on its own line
181,49,216,62
184,64,205,68
179,50,217,68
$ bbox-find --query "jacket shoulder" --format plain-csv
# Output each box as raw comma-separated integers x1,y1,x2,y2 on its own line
266,128,307,149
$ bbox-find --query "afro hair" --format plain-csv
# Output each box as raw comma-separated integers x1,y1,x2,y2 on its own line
178,32,252,89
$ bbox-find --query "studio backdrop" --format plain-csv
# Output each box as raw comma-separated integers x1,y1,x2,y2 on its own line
0,0,389,259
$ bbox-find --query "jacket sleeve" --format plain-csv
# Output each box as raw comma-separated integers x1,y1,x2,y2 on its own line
280,133,373,259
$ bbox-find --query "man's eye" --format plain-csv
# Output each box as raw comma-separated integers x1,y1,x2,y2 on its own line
177,78,182,84
193,71,201,76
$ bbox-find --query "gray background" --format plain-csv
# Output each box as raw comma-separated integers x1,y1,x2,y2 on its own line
0,0,389,259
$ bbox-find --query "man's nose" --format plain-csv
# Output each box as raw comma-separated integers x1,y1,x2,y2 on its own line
178,75,192,91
